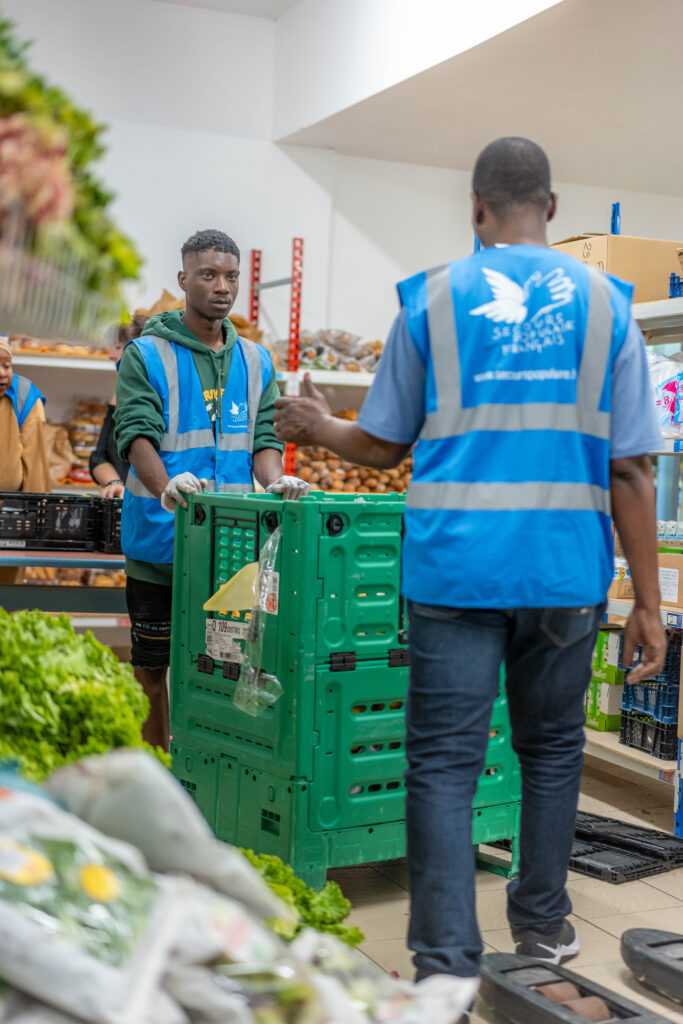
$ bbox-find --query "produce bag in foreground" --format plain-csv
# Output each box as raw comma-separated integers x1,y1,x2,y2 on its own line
0,786,182,1024
46,749,292,922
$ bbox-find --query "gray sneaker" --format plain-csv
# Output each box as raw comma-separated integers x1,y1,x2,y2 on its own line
513,919,580,965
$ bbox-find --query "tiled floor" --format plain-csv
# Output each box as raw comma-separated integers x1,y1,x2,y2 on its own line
329,755,683,1022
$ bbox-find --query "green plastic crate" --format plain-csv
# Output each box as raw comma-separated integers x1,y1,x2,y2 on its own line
171,492,520,804
172,656,520,813
171,492,406,779
172,490,408,669
172,741,520,890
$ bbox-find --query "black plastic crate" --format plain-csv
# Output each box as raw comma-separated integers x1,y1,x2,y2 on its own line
0,493,95,551
618,629,681,684
0,494,41,548
95,497,122,553
619,710,678,761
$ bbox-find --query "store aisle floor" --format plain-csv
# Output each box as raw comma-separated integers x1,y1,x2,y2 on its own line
328,757,683,1022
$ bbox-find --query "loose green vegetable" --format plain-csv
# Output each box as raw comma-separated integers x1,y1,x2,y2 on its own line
0,609,168,782
240,850,364,947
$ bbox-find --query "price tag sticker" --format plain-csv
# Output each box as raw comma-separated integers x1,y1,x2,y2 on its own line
259,570,280,615
205,619,247,661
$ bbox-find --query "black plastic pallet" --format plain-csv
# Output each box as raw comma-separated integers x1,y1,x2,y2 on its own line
569,839,674,884
491,813,683,884
622,929,683,1006
480,953,670,1024
575,812,683,865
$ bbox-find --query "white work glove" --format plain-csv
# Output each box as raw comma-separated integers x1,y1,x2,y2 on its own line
161,472,207,513
265,475,310,501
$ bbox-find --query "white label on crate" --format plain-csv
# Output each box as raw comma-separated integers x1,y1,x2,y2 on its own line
205,619,246,662
207,619,249,641
259,570,280,615
659,566,679,604
0,539,26,548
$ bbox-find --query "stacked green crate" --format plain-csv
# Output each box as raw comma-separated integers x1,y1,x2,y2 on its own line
585,626,625,731
170,492,521,888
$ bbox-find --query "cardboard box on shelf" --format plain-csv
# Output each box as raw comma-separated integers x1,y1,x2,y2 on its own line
592,627,622,672
608,552,683,607
585,677,623,732
552,234,683,303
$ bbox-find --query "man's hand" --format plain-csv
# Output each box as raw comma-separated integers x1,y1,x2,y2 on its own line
622,606,667,683
160,472,208,513
100,481,125,499
265,476,311,500
274,375,332,444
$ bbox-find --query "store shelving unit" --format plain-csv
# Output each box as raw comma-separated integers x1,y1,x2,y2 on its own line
601,298,683,826
249,238,303,473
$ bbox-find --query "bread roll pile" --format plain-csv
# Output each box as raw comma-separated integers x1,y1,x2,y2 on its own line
294,409,412,493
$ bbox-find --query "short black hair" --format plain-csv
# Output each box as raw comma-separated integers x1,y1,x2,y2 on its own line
472,137,551,216
181,229,240,263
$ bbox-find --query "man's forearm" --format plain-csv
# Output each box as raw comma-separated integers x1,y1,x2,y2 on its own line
253,448,284,488
129,437,170,500
610,455,660,610
305,416,408,469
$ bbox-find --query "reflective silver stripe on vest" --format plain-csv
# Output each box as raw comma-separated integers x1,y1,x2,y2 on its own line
150,336,260,453
407,481,611,515
420,263,614,440
218,482,254,493
152,338,180,448
15,375,31,417
125,473,254,498
239,338,263,452
125,470,156,499
217,432,249,452
577,267,614,422
205,480,254,494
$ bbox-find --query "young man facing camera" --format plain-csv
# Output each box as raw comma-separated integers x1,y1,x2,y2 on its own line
115,229,308,749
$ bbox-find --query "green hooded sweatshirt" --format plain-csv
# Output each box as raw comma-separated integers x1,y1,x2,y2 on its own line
114,310,283,585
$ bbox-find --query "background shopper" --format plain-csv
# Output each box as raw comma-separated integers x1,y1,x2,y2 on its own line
90,316,146,499
273,138,667,1017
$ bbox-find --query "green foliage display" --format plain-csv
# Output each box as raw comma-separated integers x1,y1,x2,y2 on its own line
0,17,142,297
241,850,365,947
0,609,168,782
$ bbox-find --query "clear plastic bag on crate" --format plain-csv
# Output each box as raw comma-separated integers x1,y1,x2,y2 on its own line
233,527,283,718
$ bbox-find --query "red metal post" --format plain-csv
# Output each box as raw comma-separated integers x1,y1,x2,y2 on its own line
284,237,304,475
249,248,262,325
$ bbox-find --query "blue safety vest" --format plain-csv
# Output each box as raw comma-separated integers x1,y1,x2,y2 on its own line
121,335,272,564
399,245,633,608
7,375,45,427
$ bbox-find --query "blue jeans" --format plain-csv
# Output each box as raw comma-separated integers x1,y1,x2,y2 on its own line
405,601,605,980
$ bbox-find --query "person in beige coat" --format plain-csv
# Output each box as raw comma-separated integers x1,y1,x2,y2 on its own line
0,336,51,582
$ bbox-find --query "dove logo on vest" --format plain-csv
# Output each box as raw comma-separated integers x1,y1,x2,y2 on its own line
470,267,576,356
228,399,248,426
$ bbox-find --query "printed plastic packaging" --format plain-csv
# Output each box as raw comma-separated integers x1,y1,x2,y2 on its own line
46,749,291,922
233,527,283,717
0,788,181,1024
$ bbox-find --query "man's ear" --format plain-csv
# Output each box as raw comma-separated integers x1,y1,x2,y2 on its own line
547,192,557,224
471,193,486,226
177,269,187,293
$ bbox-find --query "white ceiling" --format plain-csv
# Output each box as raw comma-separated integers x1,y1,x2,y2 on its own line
278,0,683,195
152,0,301,18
